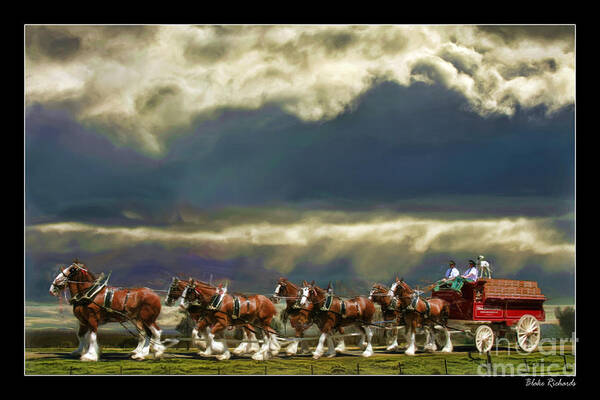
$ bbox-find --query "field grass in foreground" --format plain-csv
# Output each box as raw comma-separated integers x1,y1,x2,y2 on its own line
25,345,575,376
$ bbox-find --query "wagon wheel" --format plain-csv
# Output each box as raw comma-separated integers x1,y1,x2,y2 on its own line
516,314,541,353
474,325,494,353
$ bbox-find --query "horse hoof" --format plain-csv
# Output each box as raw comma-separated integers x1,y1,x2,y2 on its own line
361,351,373,357
252,353,265,361
312,353,322,360
326,353,336,358
387,345,398,352
80,354,98,362
216,351,231,361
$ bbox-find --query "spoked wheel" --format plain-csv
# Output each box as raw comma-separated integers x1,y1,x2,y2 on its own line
516,314,541,353
474,325,495,353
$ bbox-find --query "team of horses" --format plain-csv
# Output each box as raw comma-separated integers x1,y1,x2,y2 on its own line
49,261,453,361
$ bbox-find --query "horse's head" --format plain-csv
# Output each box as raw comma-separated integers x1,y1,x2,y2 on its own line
389,276,407,297
391,277,412,299
165,277,188,306
299,281,323,307
179,279,197,306
49,262,93,296
368,283,389,301
182,279,215,306
273,277,288,303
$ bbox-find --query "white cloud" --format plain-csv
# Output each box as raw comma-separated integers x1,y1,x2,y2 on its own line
27,213,574,280
25,25,575,155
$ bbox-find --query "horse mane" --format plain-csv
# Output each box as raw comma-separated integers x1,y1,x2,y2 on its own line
74,263,97,281
193,279,215,288
374,283,389,291
282,279,299,290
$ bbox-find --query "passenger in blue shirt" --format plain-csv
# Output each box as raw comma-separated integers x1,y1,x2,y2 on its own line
462,260,478,282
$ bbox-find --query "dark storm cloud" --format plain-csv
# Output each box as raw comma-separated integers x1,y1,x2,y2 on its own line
26,81,574,224
25,106,184,225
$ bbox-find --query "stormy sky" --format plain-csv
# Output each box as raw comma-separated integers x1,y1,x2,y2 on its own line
25,25,575,302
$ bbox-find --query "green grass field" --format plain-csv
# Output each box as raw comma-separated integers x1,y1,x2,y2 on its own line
25,344,575,376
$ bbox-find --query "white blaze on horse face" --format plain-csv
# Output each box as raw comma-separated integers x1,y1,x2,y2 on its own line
274,284,281,296
368,288,375,300
179,287,189,306
49,266,72,295
388,282,398,297
299,287,310,306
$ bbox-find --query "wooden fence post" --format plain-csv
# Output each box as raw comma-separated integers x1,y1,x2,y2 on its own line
486,351,493,375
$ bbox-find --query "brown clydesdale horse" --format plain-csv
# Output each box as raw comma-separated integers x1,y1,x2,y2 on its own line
273,278,346,355
165,277,260,357
49,261,169,361
299,281,376,359
182,279,280,361
368,283,405,351
390,277,453,355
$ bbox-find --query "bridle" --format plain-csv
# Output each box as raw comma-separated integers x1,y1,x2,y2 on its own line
274,281,300,301
165,277,184,305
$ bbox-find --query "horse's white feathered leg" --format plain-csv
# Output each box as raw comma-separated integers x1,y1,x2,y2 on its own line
405,326,417,356
80,331,99,362
441,327,453,353
325,334,336,357
313,332,328,359
361,326,374,357
286,339,300,355
334,336,346,353
387,327,399,351
269,333,281,356
233,330,250,355
72,331,89,357
149,325,166,358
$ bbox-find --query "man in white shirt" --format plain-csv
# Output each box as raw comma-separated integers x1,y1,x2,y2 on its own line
443,261,459,281
462,260,478,282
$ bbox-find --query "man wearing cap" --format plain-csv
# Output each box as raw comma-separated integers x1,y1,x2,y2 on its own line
443,261,460,281
462,260,479,282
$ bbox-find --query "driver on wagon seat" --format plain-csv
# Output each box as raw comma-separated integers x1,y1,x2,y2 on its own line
462,260,479,282
443,260,460,281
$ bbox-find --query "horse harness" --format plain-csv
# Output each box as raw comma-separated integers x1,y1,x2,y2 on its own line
320,294,360,318
405,291,431,318
68,272,110,306
207,293,249,320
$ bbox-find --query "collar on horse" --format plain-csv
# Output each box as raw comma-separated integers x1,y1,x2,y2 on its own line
406,291,430,317
207,292,225,311
320,294,334,311
387,296,399,311
69,272,111,306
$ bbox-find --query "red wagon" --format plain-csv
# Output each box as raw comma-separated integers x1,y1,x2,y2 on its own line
431,277,546,353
